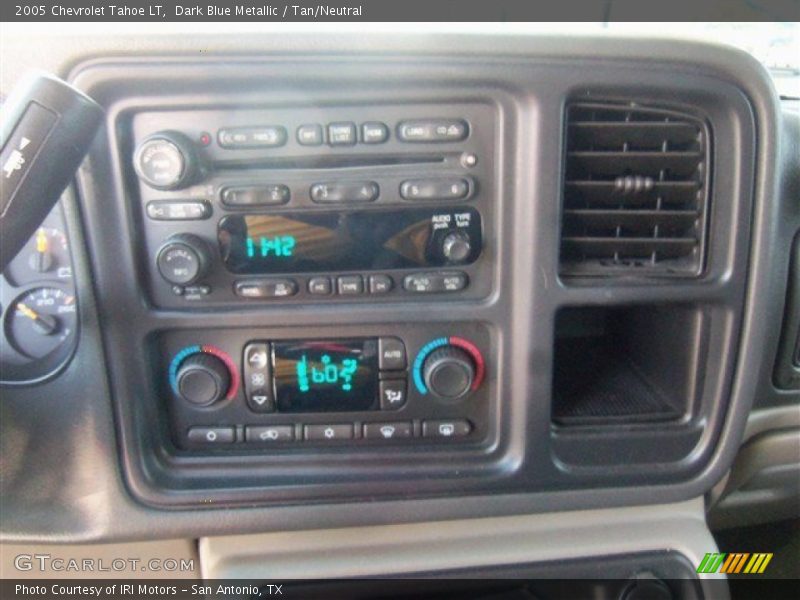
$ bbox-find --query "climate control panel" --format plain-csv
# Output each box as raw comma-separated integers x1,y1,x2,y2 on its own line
158,324,491,450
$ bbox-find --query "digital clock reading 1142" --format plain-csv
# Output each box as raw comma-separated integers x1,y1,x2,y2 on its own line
246,235,296,258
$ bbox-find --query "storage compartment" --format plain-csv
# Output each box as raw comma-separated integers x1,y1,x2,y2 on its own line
552,305,706,425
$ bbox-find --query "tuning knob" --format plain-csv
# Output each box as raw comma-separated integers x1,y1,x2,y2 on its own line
441,231,472,264
133,131,201,190
176,353,230,406
156,234,210,286
422,345,475,400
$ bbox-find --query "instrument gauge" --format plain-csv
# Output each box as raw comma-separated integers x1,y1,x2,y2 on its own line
5,226,72,286
5,287,77,359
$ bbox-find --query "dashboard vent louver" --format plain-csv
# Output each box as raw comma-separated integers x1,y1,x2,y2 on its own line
560,102,710,277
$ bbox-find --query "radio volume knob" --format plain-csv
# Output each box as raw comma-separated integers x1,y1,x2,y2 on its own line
423,346,475,400
133,131,201,190
156,234,210,286
441,231,472,264
176,353,230,406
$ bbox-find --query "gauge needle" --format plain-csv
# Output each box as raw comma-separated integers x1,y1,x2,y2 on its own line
36,228,49,254
30,228,52,273
16,303,58,336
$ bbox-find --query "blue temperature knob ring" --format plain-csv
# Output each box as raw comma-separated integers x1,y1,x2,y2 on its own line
412,336,485,395
168,344,240,400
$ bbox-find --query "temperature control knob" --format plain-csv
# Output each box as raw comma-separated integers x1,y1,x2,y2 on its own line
422,345,475,400
441,231,472,264
175,353,231,406
133,131,201,190
156,234,210,286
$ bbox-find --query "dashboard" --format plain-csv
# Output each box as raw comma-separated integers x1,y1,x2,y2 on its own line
0,31,798,584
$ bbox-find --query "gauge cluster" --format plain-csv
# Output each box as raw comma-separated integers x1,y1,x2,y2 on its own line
0,202,77,383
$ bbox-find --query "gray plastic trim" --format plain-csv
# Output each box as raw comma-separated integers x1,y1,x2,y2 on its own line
200,497,725,591
709,405,800,529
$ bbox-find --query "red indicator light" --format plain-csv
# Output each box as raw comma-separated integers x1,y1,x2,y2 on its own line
199,132,211,146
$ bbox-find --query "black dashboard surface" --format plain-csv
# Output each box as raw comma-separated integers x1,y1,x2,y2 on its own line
0,33,796,542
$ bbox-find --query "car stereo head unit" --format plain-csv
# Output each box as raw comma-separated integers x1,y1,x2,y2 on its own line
127,102,497,307
218,208,482,274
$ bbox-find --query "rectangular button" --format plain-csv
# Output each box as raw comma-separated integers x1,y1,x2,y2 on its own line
378,337,406,370
245,425,294,443
337,275,364,295
380,379,407,410
247,390,274,412
218,126,287,148
244,342,273,413
187,426,235,444
403,272,468,293
403,273,438,293
146,200,211,220
305,424,354,441
183,285,211,299
297,124,323,146
0,102,58,214
364,422,412,440
422,419,471,438
369,274,393,294
235,279,298,299
361,122,389,144
308,276,332,295
327,122,357,146
397,119,469,143
441,273,469,292
400,179,470,201
221,185,289,207
310,181,379,203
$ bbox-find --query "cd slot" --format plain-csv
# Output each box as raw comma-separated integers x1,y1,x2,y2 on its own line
213,154,446,171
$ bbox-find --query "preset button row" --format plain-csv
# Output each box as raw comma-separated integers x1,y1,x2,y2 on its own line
146,177,473,214
234,272,469,299
186,419,472,444
217,120,469,150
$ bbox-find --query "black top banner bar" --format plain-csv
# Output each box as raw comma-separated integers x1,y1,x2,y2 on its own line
2,0,799,22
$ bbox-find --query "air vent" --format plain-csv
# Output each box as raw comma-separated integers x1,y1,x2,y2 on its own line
560,102,710,276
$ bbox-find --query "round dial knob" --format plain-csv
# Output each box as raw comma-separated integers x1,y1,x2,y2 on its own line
133,131,200,190
423,346,475,400
176,353,231,406
156,234,210,286
441,231,472,264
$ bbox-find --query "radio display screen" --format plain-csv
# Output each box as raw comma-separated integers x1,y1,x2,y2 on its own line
218,207,481,274
272,338,379,412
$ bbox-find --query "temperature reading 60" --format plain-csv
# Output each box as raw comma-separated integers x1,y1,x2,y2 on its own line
296,354,359,393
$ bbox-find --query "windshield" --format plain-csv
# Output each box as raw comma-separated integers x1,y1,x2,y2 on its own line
2,21,798,97
604,22,799,97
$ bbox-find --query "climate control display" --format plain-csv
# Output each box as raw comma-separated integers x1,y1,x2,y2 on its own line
273,339,378,412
